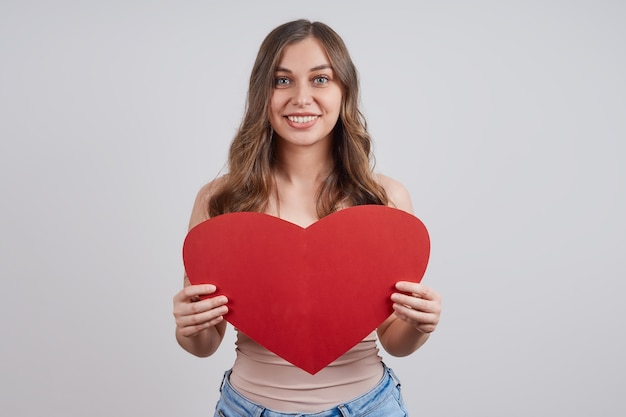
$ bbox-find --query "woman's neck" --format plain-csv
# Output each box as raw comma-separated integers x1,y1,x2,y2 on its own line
269,140,334,226
273,142,333,186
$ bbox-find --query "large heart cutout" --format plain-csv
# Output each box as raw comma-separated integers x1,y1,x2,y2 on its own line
182,205,430,374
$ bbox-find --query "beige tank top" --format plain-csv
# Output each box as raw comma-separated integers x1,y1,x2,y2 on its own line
229,330,384,413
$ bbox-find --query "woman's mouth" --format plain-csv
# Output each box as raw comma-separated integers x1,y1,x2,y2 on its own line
286,115,319,124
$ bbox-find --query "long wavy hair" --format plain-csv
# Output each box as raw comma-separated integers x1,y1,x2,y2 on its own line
208,19,388,218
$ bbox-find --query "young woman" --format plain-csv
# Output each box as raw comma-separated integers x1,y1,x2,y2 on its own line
173,19,441,416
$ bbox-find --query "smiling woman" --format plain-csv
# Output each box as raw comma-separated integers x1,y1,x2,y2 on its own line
172,19,442,416
270,37,343,150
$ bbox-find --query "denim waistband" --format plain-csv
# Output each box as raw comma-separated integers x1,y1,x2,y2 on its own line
217,362,402,417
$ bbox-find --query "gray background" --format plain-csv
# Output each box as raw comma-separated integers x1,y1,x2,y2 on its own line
1,1,624,416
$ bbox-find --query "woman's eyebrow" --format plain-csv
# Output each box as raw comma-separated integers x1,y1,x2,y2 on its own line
275,64,333,73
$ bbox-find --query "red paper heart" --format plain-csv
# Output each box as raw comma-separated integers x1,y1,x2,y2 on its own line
182,205,430,374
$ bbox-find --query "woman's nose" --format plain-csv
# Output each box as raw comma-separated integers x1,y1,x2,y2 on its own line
292,83,313,106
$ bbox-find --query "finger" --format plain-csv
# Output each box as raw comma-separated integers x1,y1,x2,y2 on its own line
390,292,434,312
392,304,439,333
173,284,219,304
173,295,228,319
189,296,229,315
177,304,229,328
182,284,219,299
179,315,225,337
178,305,228,327
393,302,438,323
395,282,440,301
395,281,418,293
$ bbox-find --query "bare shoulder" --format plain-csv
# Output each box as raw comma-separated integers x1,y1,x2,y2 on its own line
188,176,227,229
195,176,226,203
375,173,414,214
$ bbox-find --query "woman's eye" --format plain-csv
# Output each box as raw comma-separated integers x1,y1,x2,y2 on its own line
313,76,329,85
275,77,290,87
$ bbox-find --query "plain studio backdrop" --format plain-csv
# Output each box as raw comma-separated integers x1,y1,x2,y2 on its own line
1,1,624,416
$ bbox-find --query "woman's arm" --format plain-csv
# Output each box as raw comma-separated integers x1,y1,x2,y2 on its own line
173,180,229,357
377,281,441,356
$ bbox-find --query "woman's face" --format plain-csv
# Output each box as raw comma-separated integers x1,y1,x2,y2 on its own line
269,37,343,149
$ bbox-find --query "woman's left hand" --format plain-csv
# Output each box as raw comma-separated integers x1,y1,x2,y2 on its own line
391,281,441,334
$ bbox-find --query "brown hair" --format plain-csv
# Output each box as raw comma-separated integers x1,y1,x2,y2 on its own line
208,19,388,218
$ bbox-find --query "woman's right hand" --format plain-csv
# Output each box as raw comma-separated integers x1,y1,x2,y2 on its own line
173,284,229,338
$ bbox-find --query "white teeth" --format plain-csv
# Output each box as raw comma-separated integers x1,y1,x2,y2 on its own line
287,115,317,123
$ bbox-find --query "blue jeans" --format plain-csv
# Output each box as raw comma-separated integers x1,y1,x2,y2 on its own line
213,363,409,416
